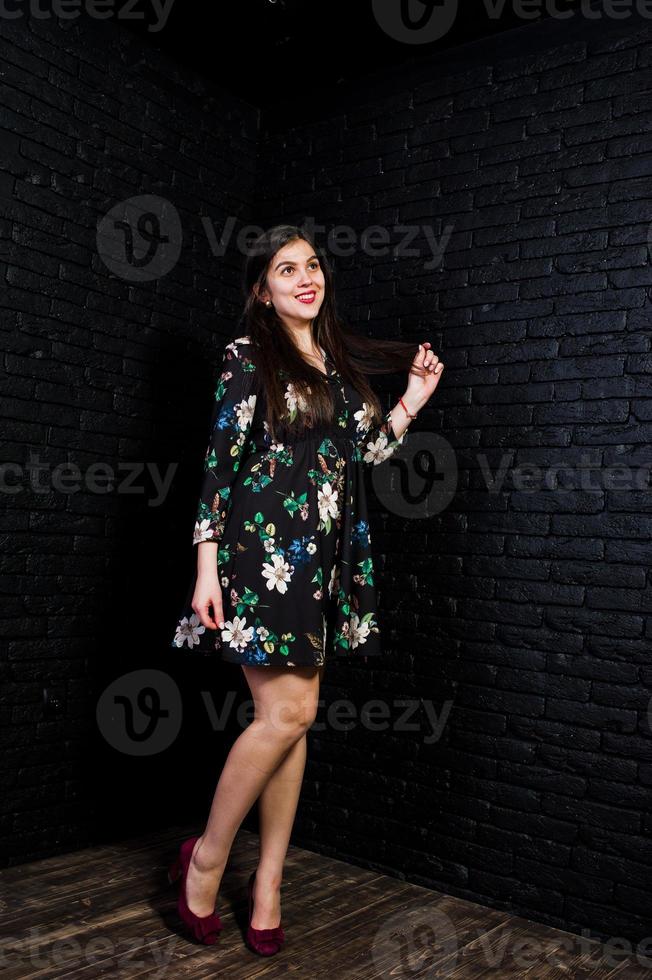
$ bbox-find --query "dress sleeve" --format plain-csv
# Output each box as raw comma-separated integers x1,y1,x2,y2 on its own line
352,400,408,467
193,339,257,546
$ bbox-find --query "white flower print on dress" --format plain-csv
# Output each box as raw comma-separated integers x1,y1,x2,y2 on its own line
173,612,206,648
285,382,309,415
348,612,372,648
328,564,338,598
354,401,406,466
362,432,394,465
236,395,257,430
172,335,410,666
262,553,293,593
193,517,215,545
354,401,375,434
317,481,339,525
221,615,255,651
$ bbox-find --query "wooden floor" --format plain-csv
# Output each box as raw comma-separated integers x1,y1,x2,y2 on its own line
1,824,647,978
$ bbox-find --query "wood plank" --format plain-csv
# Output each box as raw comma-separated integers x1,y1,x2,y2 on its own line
0,824,645,978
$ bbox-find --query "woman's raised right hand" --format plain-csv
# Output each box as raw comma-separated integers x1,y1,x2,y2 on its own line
191,574,225,631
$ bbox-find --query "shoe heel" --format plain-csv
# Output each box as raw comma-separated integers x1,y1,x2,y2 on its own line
168,837,223,946
246,870,285,956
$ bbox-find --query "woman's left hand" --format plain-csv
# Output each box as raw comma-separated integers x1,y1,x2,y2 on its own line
403,342,444,413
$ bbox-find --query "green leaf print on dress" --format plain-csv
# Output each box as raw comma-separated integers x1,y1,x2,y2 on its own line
171,336,408,666
193,339,258,546
244,443,295,494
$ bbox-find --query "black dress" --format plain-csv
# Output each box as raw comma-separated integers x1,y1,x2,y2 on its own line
170,336,408,667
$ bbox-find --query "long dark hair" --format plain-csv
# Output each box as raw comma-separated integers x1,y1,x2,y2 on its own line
235,224,427,443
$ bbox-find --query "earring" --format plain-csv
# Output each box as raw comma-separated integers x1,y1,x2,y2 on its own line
266,301,272,307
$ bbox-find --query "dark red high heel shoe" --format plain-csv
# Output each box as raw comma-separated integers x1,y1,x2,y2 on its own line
168,836,223,945
246,869,285,956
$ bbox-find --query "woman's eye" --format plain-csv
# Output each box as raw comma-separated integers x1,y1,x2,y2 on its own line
281,262,319,274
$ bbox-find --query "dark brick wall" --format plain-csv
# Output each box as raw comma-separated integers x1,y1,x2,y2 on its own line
256,9,652,948
0,12,259,858
1,2,651,952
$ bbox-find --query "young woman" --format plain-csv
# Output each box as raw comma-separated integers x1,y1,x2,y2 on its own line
169,225,444,956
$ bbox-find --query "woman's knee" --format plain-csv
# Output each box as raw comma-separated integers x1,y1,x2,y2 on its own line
244,664,322,741
259,696,318,741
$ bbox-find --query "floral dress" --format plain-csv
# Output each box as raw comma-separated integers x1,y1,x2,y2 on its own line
170,335,407,667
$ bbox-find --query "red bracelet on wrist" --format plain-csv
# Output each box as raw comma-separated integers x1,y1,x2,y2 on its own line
399,396,418,420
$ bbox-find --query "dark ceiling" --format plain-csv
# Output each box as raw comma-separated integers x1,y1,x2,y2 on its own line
124,0,585,114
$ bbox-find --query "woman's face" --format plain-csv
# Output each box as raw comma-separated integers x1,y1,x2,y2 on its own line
261,239,326,326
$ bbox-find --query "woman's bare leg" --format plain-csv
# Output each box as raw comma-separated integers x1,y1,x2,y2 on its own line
183,664,322,917
251,664,324,927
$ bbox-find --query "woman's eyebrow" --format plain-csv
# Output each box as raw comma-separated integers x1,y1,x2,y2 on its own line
274,254,319,271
